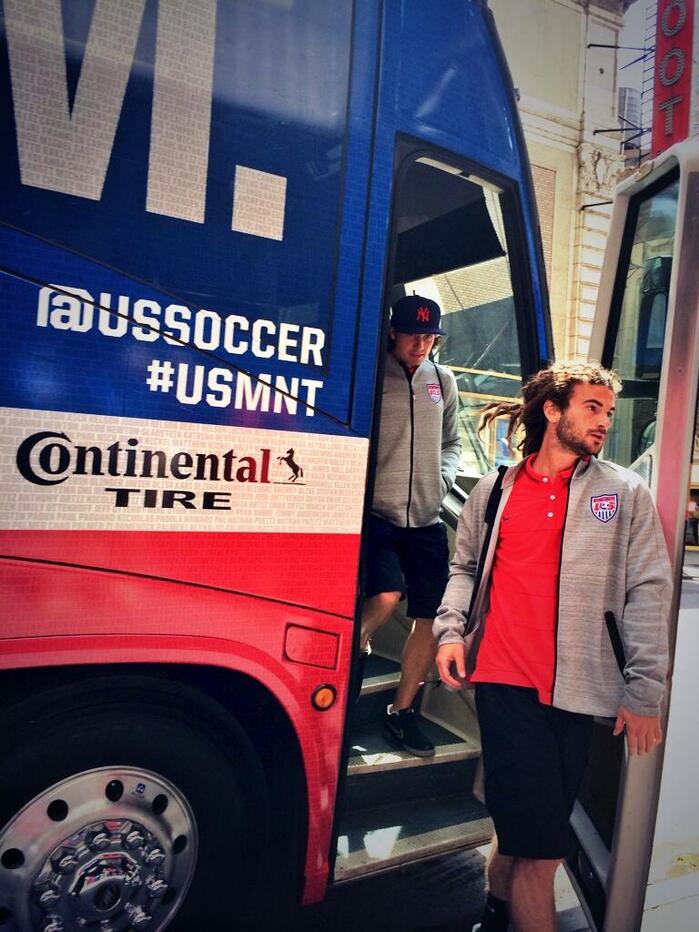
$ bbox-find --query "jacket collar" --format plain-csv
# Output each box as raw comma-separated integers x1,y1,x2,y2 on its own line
500,453,593,488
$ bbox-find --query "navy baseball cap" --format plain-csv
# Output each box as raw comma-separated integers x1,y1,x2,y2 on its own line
390,295,446,335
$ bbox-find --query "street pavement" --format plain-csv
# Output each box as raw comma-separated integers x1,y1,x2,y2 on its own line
284,843,588,931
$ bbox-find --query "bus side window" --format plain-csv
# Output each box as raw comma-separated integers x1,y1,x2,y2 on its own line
388,152,535,492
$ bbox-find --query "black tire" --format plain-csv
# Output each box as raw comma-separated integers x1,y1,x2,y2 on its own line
0,674,266,931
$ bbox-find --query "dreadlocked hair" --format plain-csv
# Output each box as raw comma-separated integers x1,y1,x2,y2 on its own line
479,360,622,457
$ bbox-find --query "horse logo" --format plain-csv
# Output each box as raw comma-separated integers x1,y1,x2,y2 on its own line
277,448,304,482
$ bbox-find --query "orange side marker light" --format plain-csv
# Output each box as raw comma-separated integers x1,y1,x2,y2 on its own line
311,684,337,711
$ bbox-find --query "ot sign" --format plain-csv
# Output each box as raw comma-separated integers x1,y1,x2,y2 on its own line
652,0,695,156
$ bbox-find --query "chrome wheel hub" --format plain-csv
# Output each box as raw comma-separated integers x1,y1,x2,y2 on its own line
0,767,197,931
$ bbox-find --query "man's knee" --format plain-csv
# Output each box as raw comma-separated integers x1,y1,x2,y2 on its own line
361,591,402,633
369,591,402,613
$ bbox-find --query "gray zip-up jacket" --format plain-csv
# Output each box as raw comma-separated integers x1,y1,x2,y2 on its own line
433,457,672,717
372,353,461,528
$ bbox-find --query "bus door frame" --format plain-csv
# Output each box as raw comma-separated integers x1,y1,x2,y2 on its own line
574,140,699,932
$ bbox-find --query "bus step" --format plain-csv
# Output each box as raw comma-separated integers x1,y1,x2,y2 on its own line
363,651,401,679
344,754,480,811
345,709,480,810
347,715,479,776
360,668,401,696
334,790,492,882
357,651,401,698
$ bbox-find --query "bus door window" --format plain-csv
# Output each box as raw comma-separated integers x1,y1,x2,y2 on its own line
388,151,536,494
601,172,680,478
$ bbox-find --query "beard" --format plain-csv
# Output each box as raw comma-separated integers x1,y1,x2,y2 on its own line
555,413,602,458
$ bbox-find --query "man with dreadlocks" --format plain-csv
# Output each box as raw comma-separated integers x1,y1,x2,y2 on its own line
433,361,671,932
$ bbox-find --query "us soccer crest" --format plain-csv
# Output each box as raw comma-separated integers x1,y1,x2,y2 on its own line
590,493,618,523
426,383,442,404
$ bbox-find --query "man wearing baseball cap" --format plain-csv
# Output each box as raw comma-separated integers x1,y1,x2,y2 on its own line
357,294,461,756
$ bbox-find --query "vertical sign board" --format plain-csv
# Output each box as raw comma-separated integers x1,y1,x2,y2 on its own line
651,0,696,155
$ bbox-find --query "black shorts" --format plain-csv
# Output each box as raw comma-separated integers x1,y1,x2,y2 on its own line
364,514,449,619
475,684,593,860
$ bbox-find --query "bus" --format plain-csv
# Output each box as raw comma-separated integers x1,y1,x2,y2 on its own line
0,1,552,929
566,136,699,930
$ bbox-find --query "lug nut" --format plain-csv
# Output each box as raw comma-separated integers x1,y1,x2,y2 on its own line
128,906,152,928
145,875,168,897
145,847,165,866
43,917,64,932
34,881,62,908
122,829,145,850
86,825,111,851
50,846,79,875
124,869,142,887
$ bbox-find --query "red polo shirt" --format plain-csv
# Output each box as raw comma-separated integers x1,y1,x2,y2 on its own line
470,455,575,705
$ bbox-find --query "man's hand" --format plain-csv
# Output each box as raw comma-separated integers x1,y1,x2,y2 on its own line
436,642,467,689
613,705,663,755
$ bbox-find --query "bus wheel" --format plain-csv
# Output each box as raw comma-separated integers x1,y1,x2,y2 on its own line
0,682,263,931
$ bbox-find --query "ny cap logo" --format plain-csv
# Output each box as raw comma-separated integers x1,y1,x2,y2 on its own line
416,306,430,322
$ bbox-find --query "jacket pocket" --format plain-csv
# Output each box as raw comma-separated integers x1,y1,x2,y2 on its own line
604,611,627,676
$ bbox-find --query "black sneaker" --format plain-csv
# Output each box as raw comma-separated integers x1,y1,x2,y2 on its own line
472,893,510,932
383,705,435,758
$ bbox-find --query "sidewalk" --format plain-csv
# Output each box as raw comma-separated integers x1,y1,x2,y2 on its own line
683,546,699,578
554,862,590,932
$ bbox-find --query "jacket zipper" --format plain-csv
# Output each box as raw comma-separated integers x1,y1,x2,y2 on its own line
404,367,415,527
552,471,574,701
